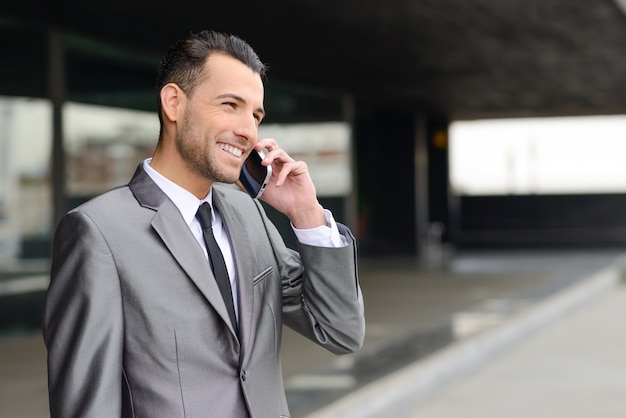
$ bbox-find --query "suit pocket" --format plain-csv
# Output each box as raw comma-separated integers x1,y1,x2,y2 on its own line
253,266,273,285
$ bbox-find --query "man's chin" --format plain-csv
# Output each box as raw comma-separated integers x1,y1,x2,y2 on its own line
210,170,241,185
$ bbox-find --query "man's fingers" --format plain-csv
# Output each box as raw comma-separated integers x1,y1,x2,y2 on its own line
274,161,307,186
257,138,278,153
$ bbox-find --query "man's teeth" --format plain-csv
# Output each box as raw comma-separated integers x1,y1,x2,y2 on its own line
218,144,243,157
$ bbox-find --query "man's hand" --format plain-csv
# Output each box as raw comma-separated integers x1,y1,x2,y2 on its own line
250,138,325,229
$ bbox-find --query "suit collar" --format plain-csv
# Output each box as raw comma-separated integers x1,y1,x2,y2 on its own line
128,163,168,210
141,159,213,226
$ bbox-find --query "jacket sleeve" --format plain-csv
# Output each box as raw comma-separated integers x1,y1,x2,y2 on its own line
42,211,124,418
257,202,365,354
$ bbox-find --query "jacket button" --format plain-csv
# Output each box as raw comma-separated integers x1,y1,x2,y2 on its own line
241,370,248,381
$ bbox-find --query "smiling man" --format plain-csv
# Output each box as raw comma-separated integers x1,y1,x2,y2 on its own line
43,30,365,418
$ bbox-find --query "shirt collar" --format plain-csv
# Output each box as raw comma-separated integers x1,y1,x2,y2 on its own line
142,158,212,226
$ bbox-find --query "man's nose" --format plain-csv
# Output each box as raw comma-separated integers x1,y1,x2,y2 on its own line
233,114,258,142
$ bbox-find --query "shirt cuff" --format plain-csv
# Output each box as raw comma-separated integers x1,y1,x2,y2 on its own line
292,209,348,248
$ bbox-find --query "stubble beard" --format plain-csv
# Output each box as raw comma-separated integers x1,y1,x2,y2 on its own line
176,114,239,184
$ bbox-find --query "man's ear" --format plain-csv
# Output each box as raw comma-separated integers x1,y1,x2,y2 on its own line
160,83,185,123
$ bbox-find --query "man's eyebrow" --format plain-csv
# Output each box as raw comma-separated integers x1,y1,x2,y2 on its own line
217,93,265,116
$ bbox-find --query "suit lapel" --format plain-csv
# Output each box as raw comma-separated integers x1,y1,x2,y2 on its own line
128,165,239,339
213,189,256,352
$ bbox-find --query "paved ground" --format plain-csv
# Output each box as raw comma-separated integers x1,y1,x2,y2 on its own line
406,283,626,418
297,250,626,418
0,249,623,418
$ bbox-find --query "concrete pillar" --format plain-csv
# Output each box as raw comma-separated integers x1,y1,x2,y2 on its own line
352,105,451,258
414,113,429,258
353,106,417,256
48,30,67,228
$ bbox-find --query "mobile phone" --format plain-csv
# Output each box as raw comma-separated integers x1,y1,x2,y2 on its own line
239,150,272,199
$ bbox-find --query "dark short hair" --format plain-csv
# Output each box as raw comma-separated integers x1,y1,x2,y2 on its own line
155,30,267,132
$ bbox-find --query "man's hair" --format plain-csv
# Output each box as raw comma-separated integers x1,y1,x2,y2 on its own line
155,30,267,134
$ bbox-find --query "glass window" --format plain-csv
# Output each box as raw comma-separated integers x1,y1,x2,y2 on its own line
64,102,158,202
0,96,51,261
259,122,352,197
450,115,626,195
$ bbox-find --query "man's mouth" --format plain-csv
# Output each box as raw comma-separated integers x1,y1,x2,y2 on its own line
217,143,243,158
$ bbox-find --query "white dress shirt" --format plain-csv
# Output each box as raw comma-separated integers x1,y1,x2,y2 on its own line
143,159,348,322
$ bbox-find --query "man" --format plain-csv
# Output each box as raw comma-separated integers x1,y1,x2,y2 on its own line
43,30,365,418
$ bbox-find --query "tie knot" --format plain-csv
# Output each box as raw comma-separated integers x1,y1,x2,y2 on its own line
196,202,213,229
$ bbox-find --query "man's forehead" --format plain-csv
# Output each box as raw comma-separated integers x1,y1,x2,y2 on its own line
203,55,264,94
205,54,261,78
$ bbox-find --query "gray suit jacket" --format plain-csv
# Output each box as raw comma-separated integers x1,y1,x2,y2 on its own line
43,165,364,418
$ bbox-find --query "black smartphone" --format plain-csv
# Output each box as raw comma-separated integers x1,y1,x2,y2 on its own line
239,150,272,199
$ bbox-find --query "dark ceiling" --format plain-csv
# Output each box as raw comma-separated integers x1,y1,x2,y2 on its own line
2,0,626,120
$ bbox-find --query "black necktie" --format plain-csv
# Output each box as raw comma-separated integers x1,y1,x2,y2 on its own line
196,202,238,333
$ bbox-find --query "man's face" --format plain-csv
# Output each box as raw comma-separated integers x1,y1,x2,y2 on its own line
176,53,265,184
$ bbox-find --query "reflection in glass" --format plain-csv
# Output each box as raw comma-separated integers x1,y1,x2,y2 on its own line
64,103,158,200
0,96,51,261
259,122,352,197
